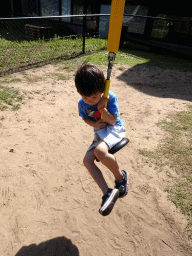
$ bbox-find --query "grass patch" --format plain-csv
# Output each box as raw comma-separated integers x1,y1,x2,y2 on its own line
1,36,192,76
121,41,192,70
0,36,107,75
0,36,84,74
0,85,25,110
61,41,192,71
0,77,22,84
58,49,150,71
23,74,44,83
139,106,192,237
51,73,68,80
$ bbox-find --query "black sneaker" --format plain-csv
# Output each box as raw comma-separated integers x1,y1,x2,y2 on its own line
115,170,129,198
99,188,119,216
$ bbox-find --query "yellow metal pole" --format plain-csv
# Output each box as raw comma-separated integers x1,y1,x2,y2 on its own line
103,79,110,108
107,0,126,53
101,0,126,120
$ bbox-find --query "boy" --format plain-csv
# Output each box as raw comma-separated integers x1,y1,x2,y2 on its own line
75,64,129,216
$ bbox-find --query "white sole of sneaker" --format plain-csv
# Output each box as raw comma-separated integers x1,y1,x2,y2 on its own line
99,189,119,216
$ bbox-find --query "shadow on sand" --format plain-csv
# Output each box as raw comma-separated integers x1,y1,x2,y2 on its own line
117,44,192,102
15,236,79,256
117,64,192,102
117,41,192,102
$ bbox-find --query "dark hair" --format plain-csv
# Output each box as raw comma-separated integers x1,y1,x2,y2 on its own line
75,64,105,96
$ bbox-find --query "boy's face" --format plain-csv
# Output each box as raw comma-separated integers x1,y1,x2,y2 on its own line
81,92,102,106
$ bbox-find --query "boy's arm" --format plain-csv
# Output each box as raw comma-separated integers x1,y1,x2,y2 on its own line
99,108,117,125
84,118,108,130
98,96,117,125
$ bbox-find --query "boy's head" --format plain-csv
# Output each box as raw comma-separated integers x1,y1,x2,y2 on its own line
75,64,105,97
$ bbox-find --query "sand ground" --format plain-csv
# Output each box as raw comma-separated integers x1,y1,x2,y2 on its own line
0,62,192,256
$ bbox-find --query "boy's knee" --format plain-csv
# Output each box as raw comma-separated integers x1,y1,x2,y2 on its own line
94,147,107,160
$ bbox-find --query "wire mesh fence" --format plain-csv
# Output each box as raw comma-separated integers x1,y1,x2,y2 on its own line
121,14,192,58
0,14,191,76
0,15,107,76
122,14,192,43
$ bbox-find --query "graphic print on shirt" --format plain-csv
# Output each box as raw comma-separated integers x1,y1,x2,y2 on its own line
85,106,101,122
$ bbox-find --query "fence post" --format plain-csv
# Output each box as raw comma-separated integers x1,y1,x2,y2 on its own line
83,15,86,54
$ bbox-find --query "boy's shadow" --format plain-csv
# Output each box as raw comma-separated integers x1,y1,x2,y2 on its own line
15,236,79,256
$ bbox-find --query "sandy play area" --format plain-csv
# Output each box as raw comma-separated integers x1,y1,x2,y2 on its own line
0,62,192,256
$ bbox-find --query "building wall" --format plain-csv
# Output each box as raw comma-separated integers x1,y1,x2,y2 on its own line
41,0,59,16
0,1,12,17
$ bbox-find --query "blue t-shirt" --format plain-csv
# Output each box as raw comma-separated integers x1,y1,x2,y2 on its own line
78,91,124,128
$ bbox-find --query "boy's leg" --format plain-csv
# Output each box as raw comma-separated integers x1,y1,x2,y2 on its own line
83,146,122,216
83,148,109,195
94,140,124,182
